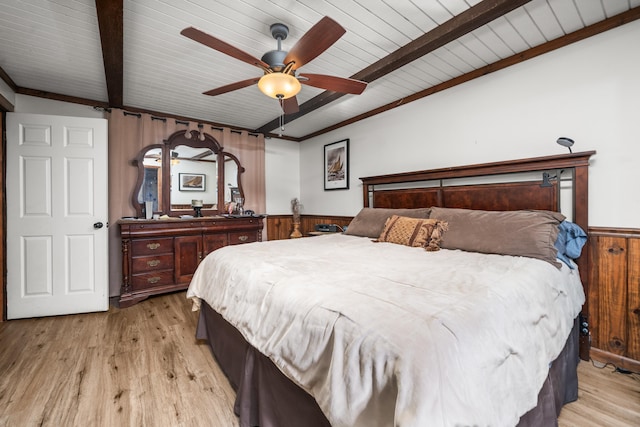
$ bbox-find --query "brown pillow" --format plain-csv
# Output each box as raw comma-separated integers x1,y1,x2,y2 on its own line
429,207,565,266
376,215,448,251
345,207,432,238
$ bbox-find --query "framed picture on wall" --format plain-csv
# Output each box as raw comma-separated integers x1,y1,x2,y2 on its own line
324,139,349,190
179,173,206,191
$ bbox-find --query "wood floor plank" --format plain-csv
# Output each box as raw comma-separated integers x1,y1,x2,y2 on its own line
558,361,640,426
0,291,638,426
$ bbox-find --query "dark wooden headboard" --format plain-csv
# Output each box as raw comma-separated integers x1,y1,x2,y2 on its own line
368,180,558,212
360,151,596,359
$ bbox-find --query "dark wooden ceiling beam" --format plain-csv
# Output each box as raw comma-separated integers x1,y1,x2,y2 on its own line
0,65,17,110
95,0,124,108
0,65,18,92
255,0,532,135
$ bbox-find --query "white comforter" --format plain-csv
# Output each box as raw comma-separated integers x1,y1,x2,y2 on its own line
187,234,584,427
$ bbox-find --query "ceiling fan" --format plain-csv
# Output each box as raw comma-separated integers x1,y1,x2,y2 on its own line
180,16,367,114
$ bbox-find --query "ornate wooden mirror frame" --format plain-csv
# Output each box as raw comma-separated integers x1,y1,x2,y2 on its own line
131,130,245,218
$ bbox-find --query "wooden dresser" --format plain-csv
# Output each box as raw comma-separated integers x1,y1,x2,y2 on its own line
119,216,263,307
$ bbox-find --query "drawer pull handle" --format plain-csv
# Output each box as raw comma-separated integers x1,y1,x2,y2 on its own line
238,235,248,242
147,260,160,267
146,243,161,250
147,277,161,284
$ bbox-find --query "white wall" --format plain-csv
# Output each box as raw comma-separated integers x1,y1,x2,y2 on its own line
265,137,301,214
300,20,640,229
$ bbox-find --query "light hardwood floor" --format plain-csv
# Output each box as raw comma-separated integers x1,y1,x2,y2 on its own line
1,292,638,426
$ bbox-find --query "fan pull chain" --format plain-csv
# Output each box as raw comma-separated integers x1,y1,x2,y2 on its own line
278,96,285,137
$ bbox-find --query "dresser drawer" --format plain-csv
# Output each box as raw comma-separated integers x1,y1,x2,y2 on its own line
131,254,174,274
131,238,174,255
131,270,174,291
228,231,258,245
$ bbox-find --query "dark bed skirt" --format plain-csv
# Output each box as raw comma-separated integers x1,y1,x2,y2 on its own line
197,302,579,427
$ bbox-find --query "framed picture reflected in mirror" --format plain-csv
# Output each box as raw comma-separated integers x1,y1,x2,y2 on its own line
179,173,206,191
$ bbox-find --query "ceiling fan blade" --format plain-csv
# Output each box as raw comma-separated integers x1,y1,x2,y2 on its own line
299,73,367,95
181,27,269,70
282,96,299,114
284,17,345,69
203,78,260,96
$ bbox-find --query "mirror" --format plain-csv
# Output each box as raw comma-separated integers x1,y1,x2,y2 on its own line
138,147,163,213
169,145,218,211
223,155,240,204
132,130,245,218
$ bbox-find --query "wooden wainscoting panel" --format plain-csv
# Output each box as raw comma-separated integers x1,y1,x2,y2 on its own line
301,215,352,236
587,238,600,351
266,215,353,240
590,235,628,355
589,227,640,372
265,215,294,241
627,239,640,362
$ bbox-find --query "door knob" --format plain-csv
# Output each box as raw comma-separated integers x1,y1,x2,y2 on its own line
93,222,104,229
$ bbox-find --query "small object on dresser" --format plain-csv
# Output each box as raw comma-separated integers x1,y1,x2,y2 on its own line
228,202,236,215
191,199,203,217
234,197,245,215
145,201,154,219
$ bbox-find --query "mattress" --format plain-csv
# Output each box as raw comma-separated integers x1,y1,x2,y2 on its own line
187,233,585,426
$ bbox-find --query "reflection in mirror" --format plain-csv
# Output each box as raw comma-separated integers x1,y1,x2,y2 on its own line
138,147,163,213
224,155,239,204
170,145,218,210
132,130,245,218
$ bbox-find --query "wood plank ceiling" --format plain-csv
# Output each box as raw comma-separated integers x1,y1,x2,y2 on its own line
0,0,639,141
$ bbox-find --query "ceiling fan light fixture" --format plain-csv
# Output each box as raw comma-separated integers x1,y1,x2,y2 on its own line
258,72,301,99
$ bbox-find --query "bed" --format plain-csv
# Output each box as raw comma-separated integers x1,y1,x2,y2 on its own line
187,151,595,427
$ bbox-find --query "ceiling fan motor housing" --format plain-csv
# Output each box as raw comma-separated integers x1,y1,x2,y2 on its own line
261,49,288,71
262,23,290,71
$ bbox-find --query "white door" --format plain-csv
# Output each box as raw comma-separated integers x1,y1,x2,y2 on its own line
6,113,109,319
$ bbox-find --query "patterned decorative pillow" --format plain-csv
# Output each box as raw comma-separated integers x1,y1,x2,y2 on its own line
376,215,448,251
